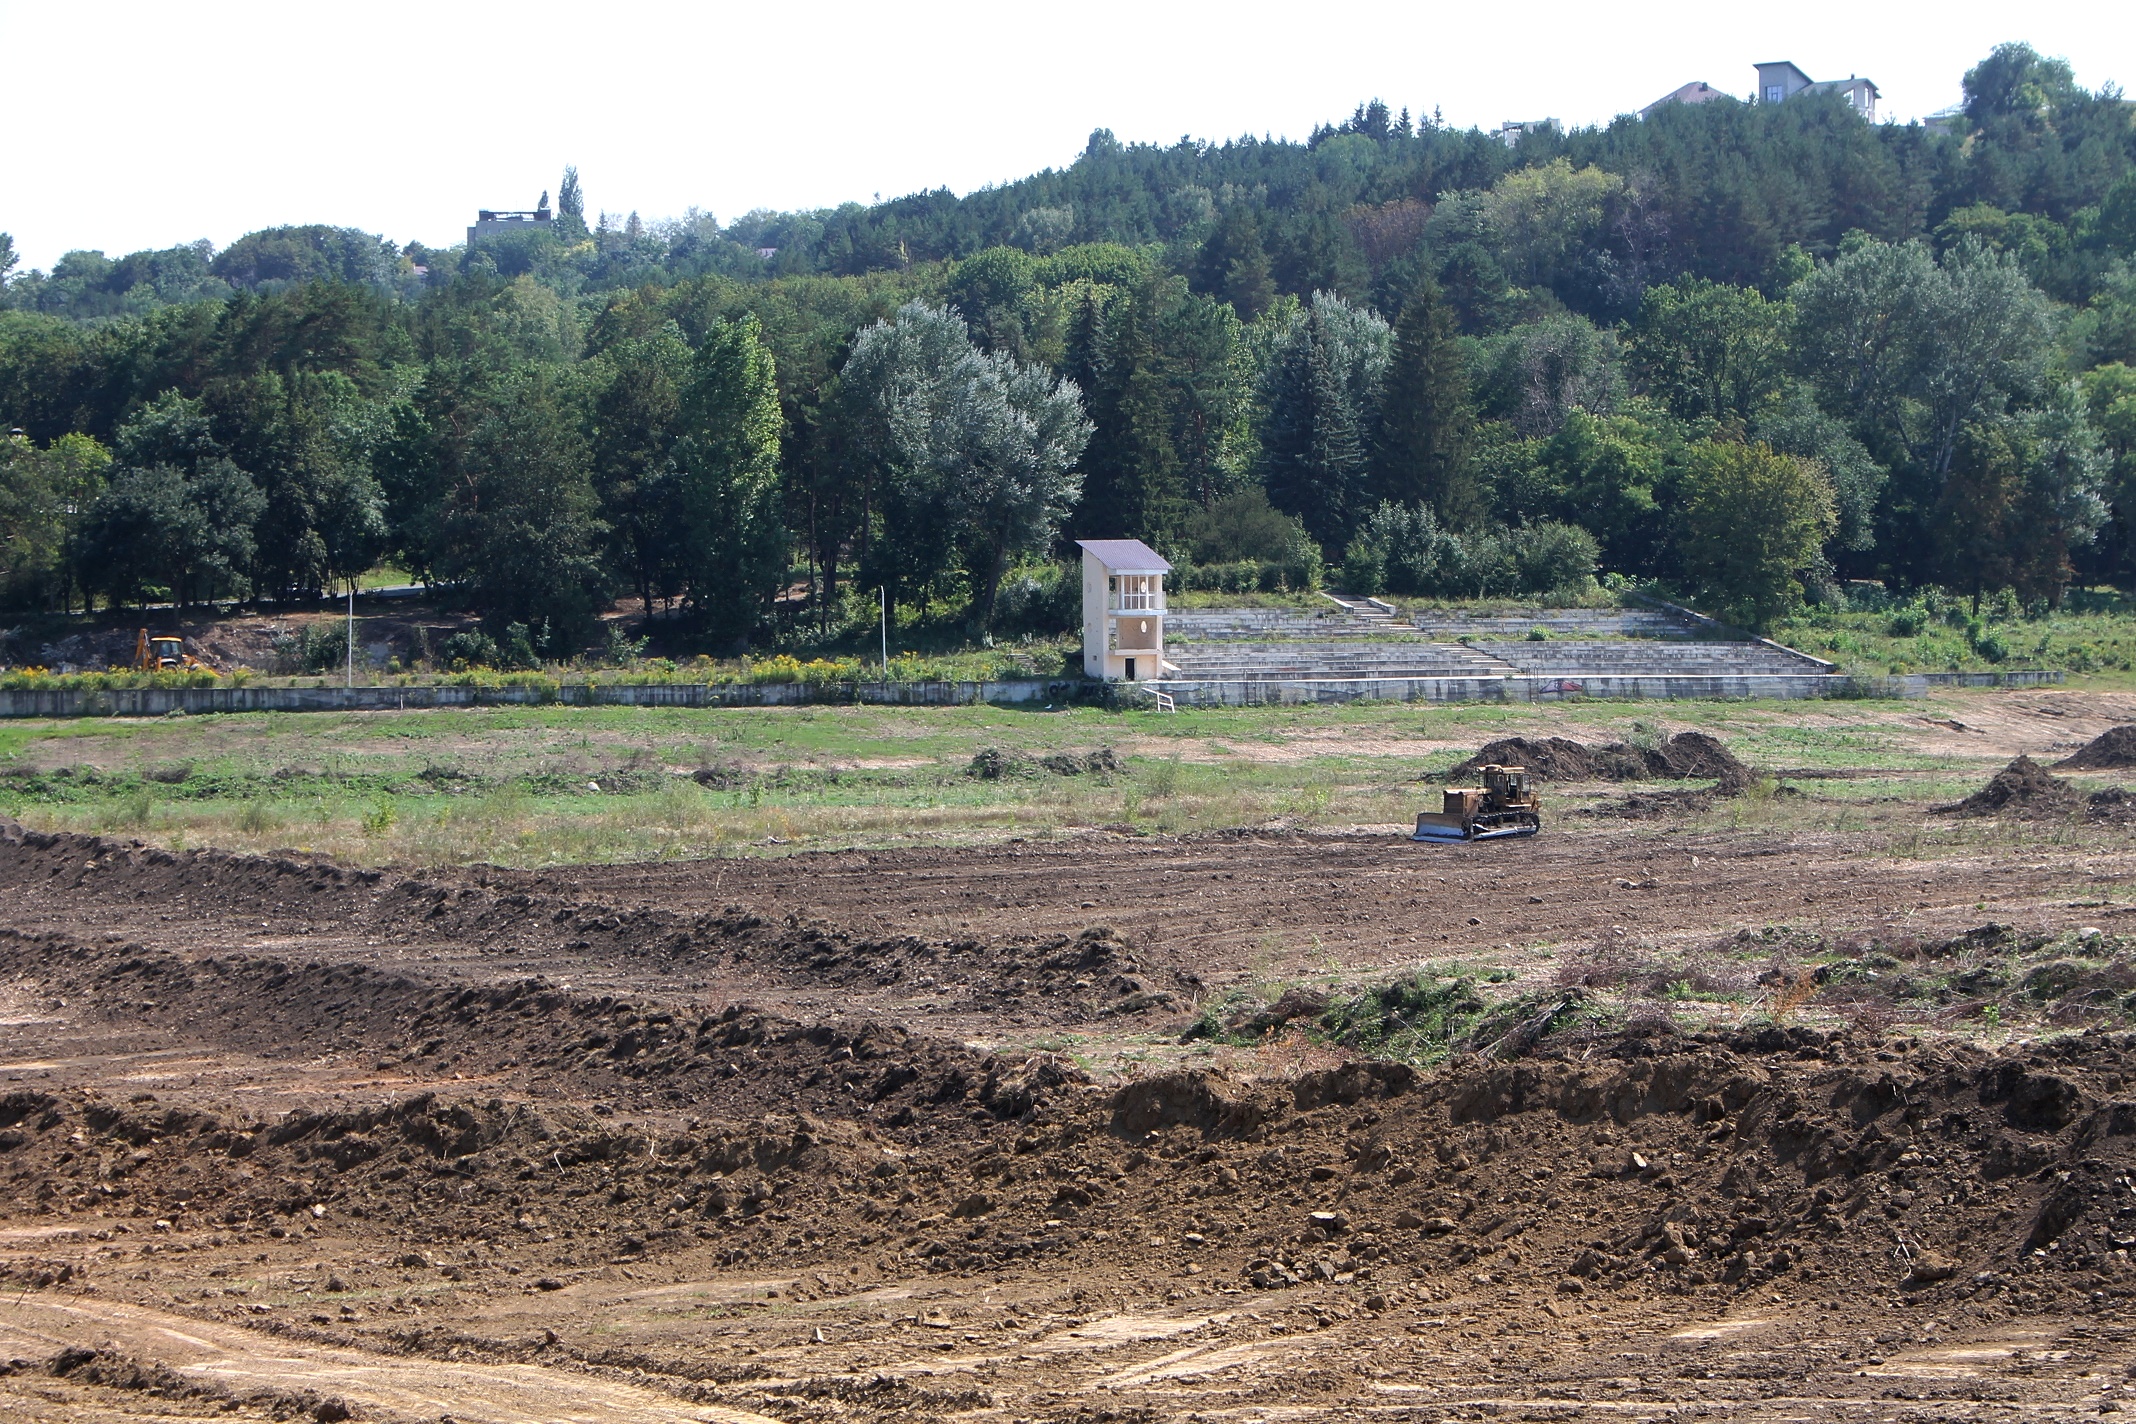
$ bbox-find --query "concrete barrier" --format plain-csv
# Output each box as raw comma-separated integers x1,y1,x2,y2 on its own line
0,679,1090,718
1139,668,2063,706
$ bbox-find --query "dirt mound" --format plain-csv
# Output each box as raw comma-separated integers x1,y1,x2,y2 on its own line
0,824,1193,1023
2055,723,2136,769
1449,733,1748,786
1939,755,2080,818
1448,736,1633,781
0,929,1086,1133
966,747,1122,779
2088,785,2136,822
13,1000,2134,1313
1643,730,1750,784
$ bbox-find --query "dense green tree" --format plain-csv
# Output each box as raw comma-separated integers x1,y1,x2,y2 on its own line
1183,487,1310,563
1258,293,1389,552
1192,206,1275,320
75,456,263,609
1951,43,2134,223
1475,313,1626,437
1064,276,1246,546
1511,409,1682,575
434,368,607,643
840,302,1089,628
1750,388,1887,557
1936,385,2110,605
1677,440,1836,631
557,166,589,243
0,431,108,610
1370,278,1480,525
1792,235,2060,583
669,315,787,646
209,227,406,292
1070,283,1184,547
585,322,691,615
1627,278,1789,423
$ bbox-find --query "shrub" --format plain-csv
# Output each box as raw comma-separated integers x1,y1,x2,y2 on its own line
501,622,540,670
272,623,348,675
1506,520,1600,597
439,630,499,670
1177,553,1322,594
1339,540,1385,595
992,561,1080,635
1186,488,1314,563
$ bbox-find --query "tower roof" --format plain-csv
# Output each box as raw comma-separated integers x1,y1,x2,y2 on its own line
1076,538,1172,572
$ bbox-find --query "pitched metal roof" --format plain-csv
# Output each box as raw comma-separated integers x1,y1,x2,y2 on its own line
1640,81,1730,118
1075,538,1172,572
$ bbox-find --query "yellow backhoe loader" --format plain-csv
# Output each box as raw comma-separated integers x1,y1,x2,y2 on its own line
133,629,216,673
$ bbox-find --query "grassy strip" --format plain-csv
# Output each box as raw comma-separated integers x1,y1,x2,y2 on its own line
0,693,2113,865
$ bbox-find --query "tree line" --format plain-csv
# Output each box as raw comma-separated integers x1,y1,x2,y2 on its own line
3,42,2134,640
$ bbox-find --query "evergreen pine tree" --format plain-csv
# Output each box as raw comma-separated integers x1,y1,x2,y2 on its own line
1074,287,1184,547
1194,206,1274,320
556,167,587,241
1263,307,1364,552
1371,279,1482,526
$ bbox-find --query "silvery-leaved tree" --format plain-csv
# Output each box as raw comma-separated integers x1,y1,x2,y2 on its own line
840,302,1089,631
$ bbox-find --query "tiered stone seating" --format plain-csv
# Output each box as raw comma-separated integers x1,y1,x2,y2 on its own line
1160,640,1516,680
1475,640,1828,675
1164,610,1400,641
1158,602,1829,683
1408,608,1698,639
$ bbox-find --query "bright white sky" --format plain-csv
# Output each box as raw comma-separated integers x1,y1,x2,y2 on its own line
4,0,2130,271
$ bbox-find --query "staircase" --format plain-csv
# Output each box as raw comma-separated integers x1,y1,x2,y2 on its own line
1320,590,1399,622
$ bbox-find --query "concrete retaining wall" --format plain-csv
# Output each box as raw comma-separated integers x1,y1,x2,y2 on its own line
0,667,2062,718
1141,668,2063,707
0,679,1087,718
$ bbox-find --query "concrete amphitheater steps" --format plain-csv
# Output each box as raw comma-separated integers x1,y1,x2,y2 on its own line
1472,640,1827,676
1162,641,1519,680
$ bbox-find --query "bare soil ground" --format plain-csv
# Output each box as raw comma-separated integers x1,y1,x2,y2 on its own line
2,733,2136,1418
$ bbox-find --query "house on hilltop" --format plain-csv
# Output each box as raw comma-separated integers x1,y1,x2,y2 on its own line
1490,118,1558,147
1640,81,1731,119
468,193,553,245
1755,61,1879,120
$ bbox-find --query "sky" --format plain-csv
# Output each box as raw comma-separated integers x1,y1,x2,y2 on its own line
4,0,2132,271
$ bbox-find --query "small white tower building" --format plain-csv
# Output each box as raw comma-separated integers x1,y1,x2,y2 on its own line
1077,539,1173,682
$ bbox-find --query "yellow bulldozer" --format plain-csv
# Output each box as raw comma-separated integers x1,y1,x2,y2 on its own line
133,629,216,673
1412,764,1542,842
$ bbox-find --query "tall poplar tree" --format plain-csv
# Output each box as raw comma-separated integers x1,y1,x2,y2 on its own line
671,315,786,647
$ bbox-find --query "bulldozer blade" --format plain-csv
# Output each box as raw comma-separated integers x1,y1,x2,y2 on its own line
1467,822,1540,840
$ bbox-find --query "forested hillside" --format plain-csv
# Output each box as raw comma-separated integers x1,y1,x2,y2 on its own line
3,41,2134,647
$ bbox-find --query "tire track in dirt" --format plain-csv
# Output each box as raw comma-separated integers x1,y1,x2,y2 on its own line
0,1295,782,1423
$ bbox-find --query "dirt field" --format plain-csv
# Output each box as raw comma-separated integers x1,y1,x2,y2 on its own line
3,695,2136,1420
